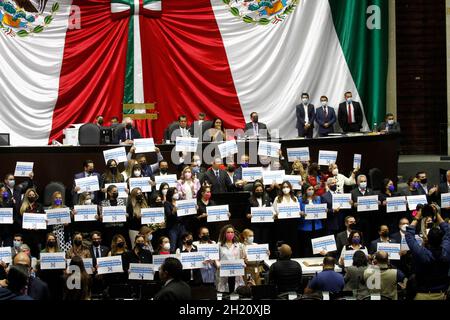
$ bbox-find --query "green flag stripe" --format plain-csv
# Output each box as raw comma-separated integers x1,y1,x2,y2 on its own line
329,0,388,127
123,15,134,110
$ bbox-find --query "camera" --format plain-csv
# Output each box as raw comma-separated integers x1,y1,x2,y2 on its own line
421,204,436,217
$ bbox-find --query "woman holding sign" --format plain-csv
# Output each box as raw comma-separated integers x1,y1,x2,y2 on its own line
176,167,201,200
196,186,216,238
47,191,72,253
165,188,187,253
127,188,148,245
379,178,403,232
338,230,368,267
246,183,272,245
100,160,125,193
100,185,128,248
298,185,325,258
19,188,45,257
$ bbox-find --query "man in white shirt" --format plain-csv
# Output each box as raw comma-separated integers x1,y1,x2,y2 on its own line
295,93,315,138
170,115,191,141
338,91,364,133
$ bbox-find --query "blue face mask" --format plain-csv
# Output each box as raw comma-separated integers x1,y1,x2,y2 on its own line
241,163,249,168
13,241,22,249
2,191,8,199
54,199,62,206
352,238,361,245
388,185,395,192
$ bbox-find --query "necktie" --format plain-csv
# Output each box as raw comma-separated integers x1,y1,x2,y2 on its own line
324,107,328,122
254,123,258,136
96,247,100,258
126,129,130,140
347,103,353,123
215,171,220,182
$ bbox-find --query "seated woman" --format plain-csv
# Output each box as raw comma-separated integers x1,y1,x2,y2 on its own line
206,118,226,142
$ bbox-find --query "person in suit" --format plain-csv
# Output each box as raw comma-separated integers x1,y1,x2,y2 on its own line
415,171,439,202
369,225,396,255
295,93,315,138
438,170,450,219
268,244,303,295
315,96,337,137
89,231,109,264
73,160,102,204
338,91,364,133
377,113,401,134
321,178,341,236
3,172,35,209
154,257,191,300
336,216,357,259
189,112,206,138
169,115,191,142
117,117,142,144
243,112,271,139
200,158,233,194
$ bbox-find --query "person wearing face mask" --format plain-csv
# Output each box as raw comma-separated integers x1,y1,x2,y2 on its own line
295,92,315,138
328,163,357,194
46,191,73,254
338,91,364,133
298,184,324,257
127,188,149,245
379,178,403,232
273,181,301,257
100,185,128,248
306,163,327,197
377,113,401,134
175,232,202,287
138,226,155,253
368,225,394,255
155,160,170,176
415,171,439,202
201,157,233,194
192,227,217,288
165,188,187,253
3,172,35,210
246,183,272,244
159,182,170,203
18,188,45,257
100,159,125,194
40,233,60,254
240,229,266,285
338,230,368,267
243,112,271,139
321,178,345,237
103,234,128,288
217,225,246,293
89,231,109,266
121,159,138,182
11,234,24,256
71,192,100,240
122,234,153,284
315,95,337,137
73,160,101,205
118,117,142,144
95,115,104,127
125,146,163,179
154,257,192,301
155,236,171,255
195,186,217,239
233,154,252,190
66,232,91,259
189,154,206,181
177,167,201,200
351,174,379,242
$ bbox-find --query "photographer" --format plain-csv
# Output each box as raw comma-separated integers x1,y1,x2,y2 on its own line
406,203,450,300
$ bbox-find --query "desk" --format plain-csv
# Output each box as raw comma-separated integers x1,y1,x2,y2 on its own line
264,257,342,275
0,134,399,203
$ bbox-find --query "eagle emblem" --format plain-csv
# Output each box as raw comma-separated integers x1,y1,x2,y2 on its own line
224,0,298,25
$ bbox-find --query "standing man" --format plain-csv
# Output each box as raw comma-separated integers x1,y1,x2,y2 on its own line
73,160,102,204
315,96,337,137
338,91,364,133
296,93,315,138
244,112,271,139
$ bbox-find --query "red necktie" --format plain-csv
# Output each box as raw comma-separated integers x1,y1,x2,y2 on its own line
347,104,352,123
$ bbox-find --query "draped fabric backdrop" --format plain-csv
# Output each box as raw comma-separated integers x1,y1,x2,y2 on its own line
0,0,388,146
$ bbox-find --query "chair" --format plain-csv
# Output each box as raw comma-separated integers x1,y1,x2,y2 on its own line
243,183,255,192
0,133,10,146
191,285,217,300
43,182,66,207
138,282,162,300
164,121,180,142
112,123,125,144
368,168,384,191
107,284,135,300
78,123,101,145
251,284,277,300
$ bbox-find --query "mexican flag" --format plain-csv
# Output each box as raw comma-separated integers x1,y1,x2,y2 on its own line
0,0,388,146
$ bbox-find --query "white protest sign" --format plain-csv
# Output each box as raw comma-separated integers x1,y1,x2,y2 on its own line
155,175,177,189
176,199,197,217
262,170,285,185
14,161,34,177
441,193,450,209
197,244,220,260
74,205,98,222
129,177,152,193
353,154,362,169
97,256,124,274
219,260,245,277
134,138,156,153
242,167,263,182
400,235,423,251
129,263,154,280
284,175,302,190
386,196,407,213
305,204,327,220
0,247,12,264
0,208,13,224
141,208,165,224
153,254,179,271
377,243,401,260
207,205,230,222
357,195,379,212
258,141,281,158
181,252,206,270
103,147,127,164
40,252,66,270
218,140,238,158
45,208,71,226
75,175,100,194
318,150,338,166
22,213,47,230
175,137,198,152
287,147,310,162
406,195,428,210
277,203,300,219
332,193,352,209
105,183,128,198
101,206,127,223
245,244,269,261
251,207,274,223
311,235,337,255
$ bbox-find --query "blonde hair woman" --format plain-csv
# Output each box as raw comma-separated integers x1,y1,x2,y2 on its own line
127,187,148,244
176,166,201,200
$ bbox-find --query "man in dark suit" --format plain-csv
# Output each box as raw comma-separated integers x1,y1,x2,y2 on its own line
390,217,410,245
154,257,191,300
295,93,315,138
117,117,142,144
415,171,439,202
437,170,450,218
73,160,102,204
268,244,303,294
315,96,337,137
244,112,271,139
338,91,364,133
200,158,233,194
377,113,401,134
336,216,356,258
3,173,35,208
89,231,109,265
369,225,396,254
169,115,191,142
321,178,341,237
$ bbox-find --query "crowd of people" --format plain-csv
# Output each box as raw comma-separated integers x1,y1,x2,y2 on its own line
0,108,448,301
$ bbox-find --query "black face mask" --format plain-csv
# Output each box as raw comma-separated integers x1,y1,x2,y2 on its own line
98,119,104,125
47,241,56,248
227,165,235,173
255,192,264,198
28,196,36,202
155,202,164,207
426,222,433,229
420,178,428,184
136,194,144,201
185,239,193,246
252,117,259,123
110,167,117,173
201,235,210,242
160,168,168,174
329,185,337,192
126,124,132,130
111,192,119,199
92,241,101,247
381,231,389,238
136,243,145,250
74,239,82,246
348,223,355,230
87,169,94,174
117,242,125,248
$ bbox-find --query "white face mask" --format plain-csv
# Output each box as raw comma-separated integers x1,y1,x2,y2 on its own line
321,101,327,106
85,199,92,205
246,237,254,245
147,234,153,242
302,98,309,104
400,224,408,232
195,160,201,167
134,170,141,176
163,243,170,251
388,119,394,125
173,193,180,200
282,188,291,195
359,182,367,189
162,189,168,196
